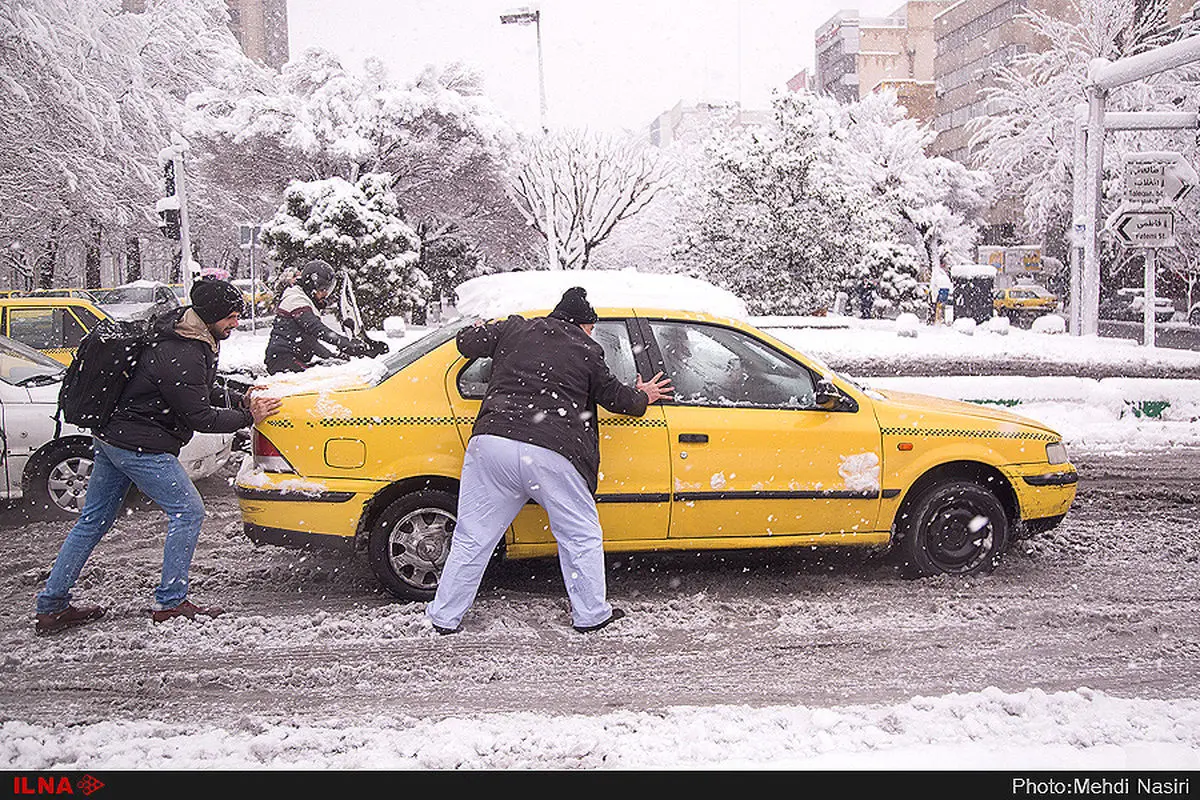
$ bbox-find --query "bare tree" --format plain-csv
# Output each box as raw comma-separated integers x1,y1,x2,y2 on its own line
508,129,670,269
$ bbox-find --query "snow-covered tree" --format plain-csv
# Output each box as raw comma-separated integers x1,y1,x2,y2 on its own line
261,173,428,327
674,90,989,314
0,0,255,287
863,241,924,316
969,0,1198,288
506,129,670,269
186,53,532,277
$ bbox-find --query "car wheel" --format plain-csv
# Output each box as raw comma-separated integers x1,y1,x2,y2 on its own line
367,489,459,601
26,442,93,519
894,480,1009,578
1190,308,1200,326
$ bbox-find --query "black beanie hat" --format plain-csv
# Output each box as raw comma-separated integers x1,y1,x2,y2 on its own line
549,286,598,325
190,279,244,324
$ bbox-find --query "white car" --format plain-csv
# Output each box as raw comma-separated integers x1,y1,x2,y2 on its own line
91,280,181,323
1117,287,1175,323
0,335,234,518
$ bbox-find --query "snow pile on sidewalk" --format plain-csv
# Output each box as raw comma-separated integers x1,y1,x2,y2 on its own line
3,687,1197,769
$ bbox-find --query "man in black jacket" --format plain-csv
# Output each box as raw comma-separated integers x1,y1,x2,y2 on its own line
34,280,282,635
425,287,673,635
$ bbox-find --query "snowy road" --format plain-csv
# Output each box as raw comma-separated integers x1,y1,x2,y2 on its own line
1,448,1196,730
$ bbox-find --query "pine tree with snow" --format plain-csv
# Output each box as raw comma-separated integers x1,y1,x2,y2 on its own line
261,173,428,327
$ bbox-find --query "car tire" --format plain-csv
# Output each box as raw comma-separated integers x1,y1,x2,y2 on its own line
894,480,1009,578
367,489,460,602
25,441,93,519
1190,308,1200,326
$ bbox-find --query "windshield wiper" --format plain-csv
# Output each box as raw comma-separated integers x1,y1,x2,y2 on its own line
15,374,61,387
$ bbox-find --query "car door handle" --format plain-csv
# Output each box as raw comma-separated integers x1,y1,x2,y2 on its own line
678,433,708,443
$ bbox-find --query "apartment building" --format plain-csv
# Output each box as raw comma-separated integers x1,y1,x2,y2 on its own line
814,2,952,124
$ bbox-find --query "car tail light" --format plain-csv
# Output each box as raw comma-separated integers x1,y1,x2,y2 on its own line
253,429,295,473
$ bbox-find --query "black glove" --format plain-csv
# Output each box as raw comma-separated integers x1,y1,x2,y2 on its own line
340,340,370,358
364,336,388,357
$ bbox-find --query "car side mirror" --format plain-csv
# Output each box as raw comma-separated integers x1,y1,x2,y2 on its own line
814,378,856,412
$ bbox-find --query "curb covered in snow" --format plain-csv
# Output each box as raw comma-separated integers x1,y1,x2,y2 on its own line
867,375,1200,420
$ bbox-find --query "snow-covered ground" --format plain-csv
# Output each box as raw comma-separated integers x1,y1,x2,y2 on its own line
7,271,1197,772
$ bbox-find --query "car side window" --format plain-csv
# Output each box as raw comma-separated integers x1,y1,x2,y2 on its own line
648,321,816,408
8,308,63,349
458,320,637,399
62,311,86,347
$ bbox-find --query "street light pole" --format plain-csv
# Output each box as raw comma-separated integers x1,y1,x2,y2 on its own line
501,6,558,269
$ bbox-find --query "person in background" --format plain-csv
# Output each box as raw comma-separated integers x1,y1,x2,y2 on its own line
425,287,673,635
34,280,282,634
263,260,378,374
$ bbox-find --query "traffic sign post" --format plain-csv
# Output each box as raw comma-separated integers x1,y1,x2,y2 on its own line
1107,208,1175,248
238,223,263,332
1122,151,1198,206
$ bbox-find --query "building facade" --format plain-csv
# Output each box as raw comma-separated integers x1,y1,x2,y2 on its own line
225,0,290,69
814,2,952,124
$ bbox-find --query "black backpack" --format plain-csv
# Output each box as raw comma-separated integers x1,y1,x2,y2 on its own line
57,318,159,433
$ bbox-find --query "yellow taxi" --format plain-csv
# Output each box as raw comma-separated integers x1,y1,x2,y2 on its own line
0,297,109,365
236,307,1078,601
232,278,275,314
993,284,1058,317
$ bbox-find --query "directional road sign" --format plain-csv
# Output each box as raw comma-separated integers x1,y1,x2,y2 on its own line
1107,208,1175,248
1122,151,1198,206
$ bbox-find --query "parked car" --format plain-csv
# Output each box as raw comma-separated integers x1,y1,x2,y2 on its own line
0,297,109,365
0,289,25,299
1188,301,1199,327
91,280,180,323
993,284,1058,317
28,288,101,304
1101,288,1175,322
237,306,1078,601
0,334,235,517
231,278,274,315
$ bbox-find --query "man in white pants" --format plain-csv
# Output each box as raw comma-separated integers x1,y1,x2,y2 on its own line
426,287,673,634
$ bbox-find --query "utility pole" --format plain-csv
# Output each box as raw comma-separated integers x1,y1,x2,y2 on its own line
501,6,558,269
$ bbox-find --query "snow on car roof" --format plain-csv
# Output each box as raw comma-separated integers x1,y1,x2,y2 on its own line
453,269,748,320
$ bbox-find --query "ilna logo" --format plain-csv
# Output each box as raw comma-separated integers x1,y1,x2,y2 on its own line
12,776,105,796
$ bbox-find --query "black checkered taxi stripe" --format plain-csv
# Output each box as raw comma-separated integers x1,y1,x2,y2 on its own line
266,416,668,429
880,426,1057,442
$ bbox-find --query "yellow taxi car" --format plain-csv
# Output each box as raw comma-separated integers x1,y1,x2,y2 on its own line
232,278,275,314
0,297,109,365
993,284,1058,317
237,307,1078,601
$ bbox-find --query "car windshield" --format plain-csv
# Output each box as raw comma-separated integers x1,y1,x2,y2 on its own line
0,334,65,386
94,286,154,304
377,316,474,380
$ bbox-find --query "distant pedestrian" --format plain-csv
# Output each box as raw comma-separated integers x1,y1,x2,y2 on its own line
426,287,673,635
264,260,378,374
34,279,282,635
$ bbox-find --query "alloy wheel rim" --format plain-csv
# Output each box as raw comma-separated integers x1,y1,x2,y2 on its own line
47,456,92,514
387,507,456,590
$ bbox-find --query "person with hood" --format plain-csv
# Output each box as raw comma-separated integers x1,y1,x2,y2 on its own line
34,280,282,634
425,287,674,635
264,259,382,374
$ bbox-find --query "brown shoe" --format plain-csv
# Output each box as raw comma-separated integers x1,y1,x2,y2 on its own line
151,599,224,623
35,603,105,635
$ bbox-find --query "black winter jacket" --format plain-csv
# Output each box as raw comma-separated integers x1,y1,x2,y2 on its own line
459,315,649,493
264,285,355,374
99,307,254,455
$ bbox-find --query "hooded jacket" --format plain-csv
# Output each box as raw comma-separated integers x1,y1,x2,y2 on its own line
264,284,355,373
458,315,649,493
98,307,253,455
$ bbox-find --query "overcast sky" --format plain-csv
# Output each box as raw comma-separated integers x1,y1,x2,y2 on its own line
287,0,907,133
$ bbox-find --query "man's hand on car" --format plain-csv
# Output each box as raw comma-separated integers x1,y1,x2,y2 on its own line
636,372,674,404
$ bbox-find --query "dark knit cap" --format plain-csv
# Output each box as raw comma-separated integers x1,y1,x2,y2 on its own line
190,279,244,324
549,286,598,325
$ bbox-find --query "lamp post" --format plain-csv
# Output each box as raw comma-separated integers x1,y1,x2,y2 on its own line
501,6,558,269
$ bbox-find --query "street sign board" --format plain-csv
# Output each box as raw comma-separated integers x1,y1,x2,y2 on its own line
1107,208,1175,247
238,223,262,248
1122,151,1198,206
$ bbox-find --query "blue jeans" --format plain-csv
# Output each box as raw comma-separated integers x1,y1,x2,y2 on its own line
36,438,206,614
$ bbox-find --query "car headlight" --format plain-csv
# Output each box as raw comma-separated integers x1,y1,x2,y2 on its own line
1046,442,1068,465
